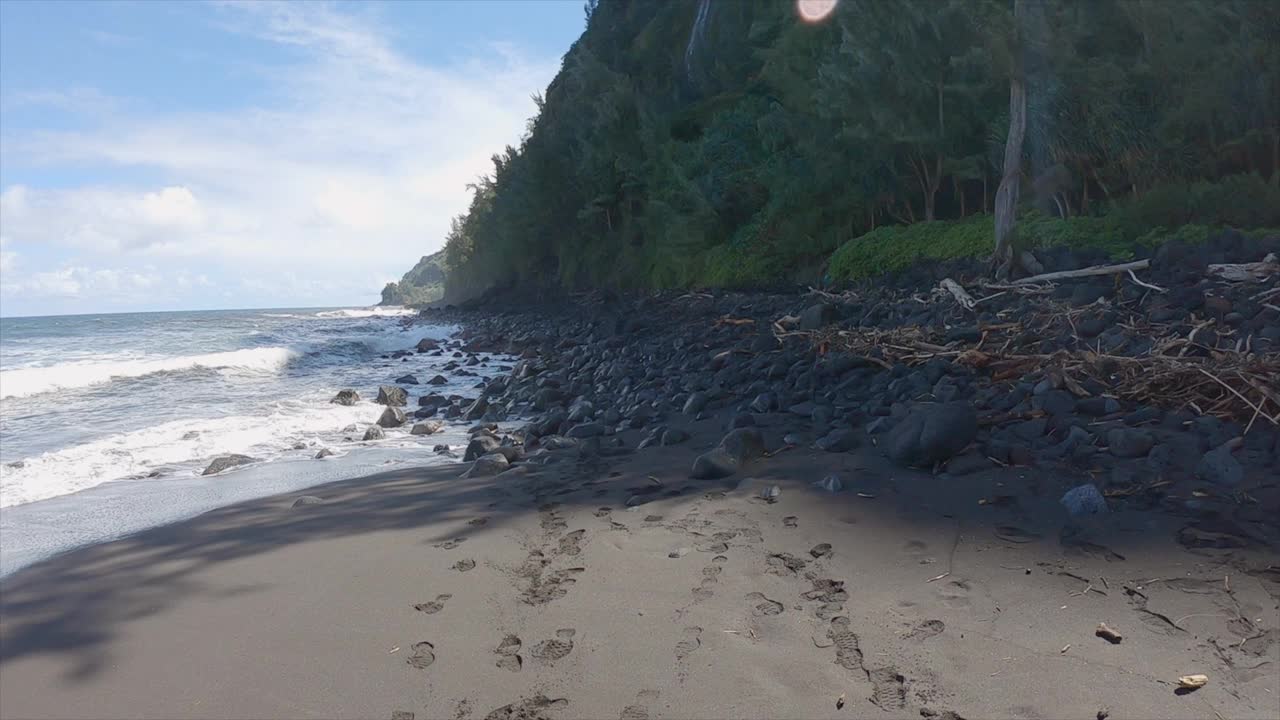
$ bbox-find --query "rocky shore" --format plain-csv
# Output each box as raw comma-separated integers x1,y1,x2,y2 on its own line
3,231,1277,719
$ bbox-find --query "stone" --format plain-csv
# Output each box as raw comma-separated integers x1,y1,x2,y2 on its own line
1196,446,1243,487
886,402,978,467
202,454,257,475
377,406,407,428
463,397,489,421
719,427,765,462
314,448,335,459
330,389,360,406
691,448,738,479
1060,484,1108,517
396,374,420,385
566,422,606,439
376,385,408,406
362,425,385,441
799,303,838,330
661,428,690,445
466,452,510,477
814,428,859,452
1077,397,1120,416
1033,390,1076,416
427,374,448,386
683,391,709,415
411,420,445,435
416,338,439,352
750,393,775,413
464,435,500,462
1106,428,1154,458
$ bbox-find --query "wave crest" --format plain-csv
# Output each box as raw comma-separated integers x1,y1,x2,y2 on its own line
0,347,299,399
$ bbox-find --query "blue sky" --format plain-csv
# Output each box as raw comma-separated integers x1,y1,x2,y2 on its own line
0,0,584,317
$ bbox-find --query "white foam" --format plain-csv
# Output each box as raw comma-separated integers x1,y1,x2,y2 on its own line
314,306,417,319
0,347,299,399
0,397,384,508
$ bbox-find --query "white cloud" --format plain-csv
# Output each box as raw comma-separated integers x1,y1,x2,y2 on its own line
0,2,562,310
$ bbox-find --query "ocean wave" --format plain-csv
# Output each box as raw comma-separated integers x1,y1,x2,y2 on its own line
0,347,300,400
314,306,418,319
0,399,382,508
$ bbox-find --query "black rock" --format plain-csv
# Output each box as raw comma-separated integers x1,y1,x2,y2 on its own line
1196,446,1243,487
815,428,859,452
377,406,407,428
661,428,690,445
201,454,257,475
362,425,385,441
411,420,444,435
396,374,420,385
427,374,448,386
799,303,838,330
1106,428,1154,458
376,385,408,407
330,389,360,406
886,402,977,467
314,448,336,459
566,422,606,439
464,435,500,461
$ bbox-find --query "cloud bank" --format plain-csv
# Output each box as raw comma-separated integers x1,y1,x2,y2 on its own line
0,2,561,315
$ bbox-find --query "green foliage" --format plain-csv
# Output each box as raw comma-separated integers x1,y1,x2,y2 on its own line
380,250,446,306
398,0,1280,301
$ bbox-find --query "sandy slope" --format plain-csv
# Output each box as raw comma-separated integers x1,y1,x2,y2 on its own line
2,416,1277,719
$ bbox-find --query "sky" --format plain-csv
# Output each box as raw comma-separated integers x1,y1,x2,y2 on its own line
0,0,584,317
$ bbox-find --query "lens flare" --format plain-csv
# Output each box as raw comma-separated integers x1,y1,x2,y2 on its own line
797,0,838,23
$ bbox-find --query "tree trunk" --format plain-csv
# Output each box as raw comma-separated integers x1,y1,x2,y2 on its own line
982,173,989,214
955,176,966,217
992,1,1027,279
1271,131,1279,186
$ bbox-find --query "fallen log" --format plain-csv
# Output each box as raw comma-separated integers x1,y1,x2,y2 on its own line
1011,259,1150,286
1206,253,1278,282
939,278,976,310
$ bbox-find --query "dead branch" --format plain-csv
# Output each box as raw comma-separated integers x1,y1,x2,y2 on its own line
1011,259,1150,286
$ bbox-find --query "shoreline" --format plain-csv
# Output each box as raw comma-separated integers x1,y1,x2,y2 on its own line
3,244,1279,718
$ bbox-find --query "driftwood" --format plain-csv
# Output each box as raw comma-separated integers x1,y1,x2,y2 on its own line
1206,253,1278,283
939,278,976,310
1011,259,1151,286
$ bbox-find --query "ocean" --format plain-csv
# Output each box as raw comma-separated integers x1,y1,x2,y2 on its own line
0,306,501,575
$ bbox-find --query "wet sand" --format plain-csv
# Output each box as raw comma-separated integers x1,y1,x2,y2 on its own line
2,414,1278,719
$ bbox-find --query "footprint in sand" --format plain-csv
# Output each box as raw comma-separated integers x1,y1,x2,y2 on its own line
869,667,907,710
809,543,833,559
938,580,971,609
674,626,702,660
746,591,784,616
593,507,612,517
557,529,586,556
407,641,436,670
531,629,576,664
827,617,864,674
391,711,414,720
467,517,489,527
494,634,523,672
414,594,453,614
783,516,798,528
453,558,477,572
905,619,946,641
803,578,848,604
766,552,808,576
434,537,467,550
618,690,660,720
483,695,567,720
815,602,844,620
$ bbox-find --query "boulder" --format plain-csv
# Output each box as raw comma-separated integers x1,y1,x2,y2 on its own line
427,374,448,386
396,374,419,385
464,435,501,462
799,303,838,330
363,425,385,441
465,452,510,478
814,428,859,453
202,454,257,475
463,397,489,421
1107,428,1154,458
416,338,439,352
661,428,690,446
376,385,408,406
377,406,407,428
886,402,977,467
566,422,606,439
683,391,709,415
314,448,336,459
330,389,360,406
691,427,765,479
1196,446,1243,487
411,420,445,435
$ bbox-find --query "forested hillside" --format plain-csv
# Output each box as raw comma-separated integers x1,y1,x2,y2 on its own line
381,249,446,306
434,0,1279,302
